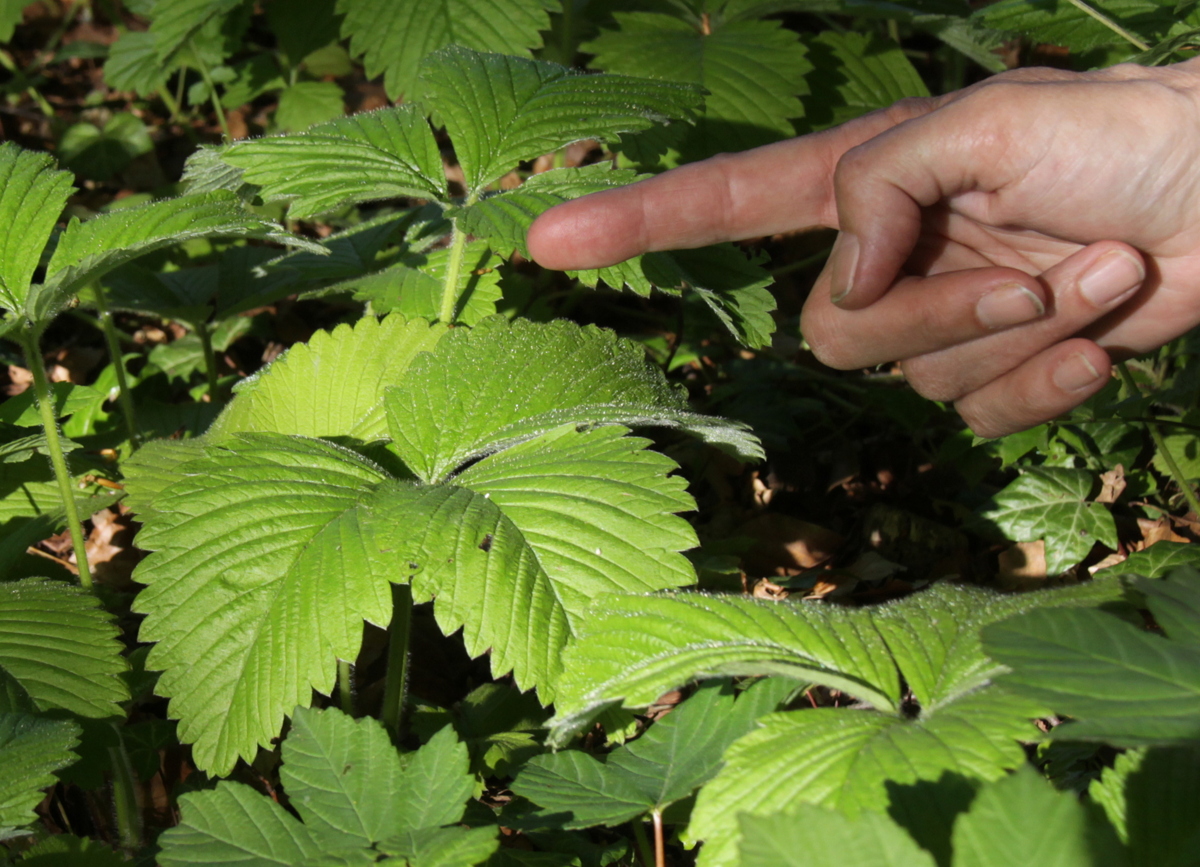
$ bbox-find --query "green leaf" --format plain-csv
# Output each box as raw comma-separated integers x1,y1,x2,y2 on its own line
983,569,1200,746
210,314,449,442
419,46,702,194
975,0,1177,52
267,0,342,66
1095,541,1200,579
151,0,245,64
353,241,502,326
583,12,810,162
1090,746,1200,866
976,466,1117,576
384,316,762,482
802,31,930,131
275,81,346,132
131,435,402,774
336,0,556,101
0,0,24,43
952,765,1125,867
738,806,936,867
36,191,320,328
0,712,81,839
379,826,499,867
513,679,791,827
57,113,154,182
120,438,209,522
221,106,445,218
0,143,74,333
0,383,106,428
0,577,129,717
103,31,168,96
16,833,128,866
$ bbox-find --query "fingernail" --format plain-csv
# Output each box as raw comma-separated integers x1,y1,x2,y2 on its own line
830,232,860,305
1078,250,1144,307
976,283,1045,331
1053,352,1102,392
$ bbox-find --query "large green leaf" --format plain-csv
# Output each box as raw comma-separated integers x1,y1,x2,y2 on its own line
0,578,129,717
512,679,792,827
738,806,936,867
976,466,1117,576
209,314,449,443
0,143,74,336
0,712,81,840
419,47,702,195
1096,541,1200,579
221,107,445,219
336,0,557,101
583,12,810,162
975,0,1179,52
983,568,1200,746
384,316,762,482
160,706,493,866
801,30,930,131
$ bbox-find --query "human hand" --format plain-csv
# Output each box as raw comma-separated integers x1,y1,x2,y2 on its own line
526,59,1200,437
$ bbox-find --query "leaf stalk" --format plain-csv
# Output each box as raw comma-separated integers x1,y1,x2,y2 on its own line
381,583,414,738
197,321,222,402
438,220,470,325
92,284,141,450
1117,361,1200,517
189,37,232,141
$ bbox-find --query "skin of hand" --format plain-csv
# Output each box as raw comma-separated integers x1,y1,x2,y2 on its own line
526,57,1200,437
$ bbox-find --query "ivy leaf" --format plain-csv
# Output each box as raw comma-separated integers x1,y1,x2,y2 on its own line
738,806,935,867
353,241,502,326
0,143,75,336
583,12,810,162
983,567,1200,746
221,106,446,219
0,578,129,718
209,314,449,443
384,316,763,481
512,679,792,827
35,191,322,329
419,47,703,195
336,0,556,101
0,712,81,840
975,466,1117,576
801,30,930,131
151,0,245,64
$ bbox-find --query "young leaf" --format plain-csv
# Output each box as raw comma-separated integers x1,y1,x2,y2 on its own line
0,712,81,840
583,12,810,161
151,0,245,64
801,31,930,131
209,314,449,443
0,143,75,336
738,806,936,867
975,466,1117,576
354,241,502,326
384,316,763,482
337,0,557,101
419,47,703,195
982,568,1200,746
0,578,129,718
221,106,446,219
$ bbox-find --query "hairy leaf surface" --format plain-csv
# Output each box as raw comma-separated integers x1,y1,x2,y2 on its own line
0,712,81,839
802,31,930,131
353,241,501,326
738,806,935,867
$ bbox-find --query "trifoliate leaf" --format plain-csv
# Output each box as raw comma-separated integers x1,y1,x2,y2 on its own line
57,113,154,183
513,679,792,827
975,467,1117,576
336,0,557,101
0,578,129,718
983,569,1200,747
103,31,168,96
419,47,702,194
0,712,81,840
275,81,346,132
738,806,936,867
353,241,502,326
151,0,245,64
975,0,1175,52
384,316,763,481
36,191,321,328
1095,541,1200,579
801,31,930,131
0,143,74,335
221,107,445,219
210,314,449,443
583,12,810,162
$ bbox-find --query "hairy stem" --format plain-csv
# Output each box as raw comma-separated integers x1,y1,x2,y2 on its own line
381,583,414,738
108,731,143,853
189,38,232,140
197,321,221,402
337,660,354,716
1061,0,1150,50
21,329,93,588
438,221,470,325
1117,361,1200,516
92,284,140,450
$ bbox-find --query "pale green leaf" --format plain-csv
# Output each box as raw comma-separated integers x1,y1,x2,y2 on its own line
802,31,929,131
0,383,106,428
738,806,936,867
419,46,702,194
180,145,254,197
121,438,209,522
952,765,1125,867
0,578,129,718
336,0,557,101
387,724,475,832
384,316,762,482
1090,746,1200,866
983,582,1200,746
210,314,449,443
354,241,502,326
158,782,322,867
0,712,81,839
103,31,168,96
275,81,346,132
975,0,1176,52
151,0,244,64
583,12,810,162
976,467,1117,576
221,106,445,219
0,0,24,43
131,434,401,774
1095,541,1200,579
0,143,74,331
